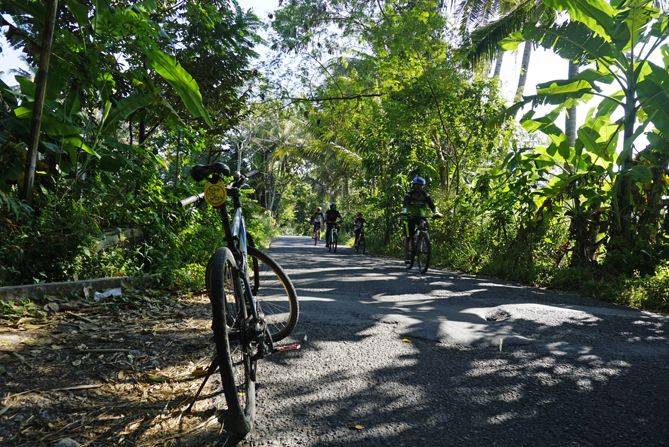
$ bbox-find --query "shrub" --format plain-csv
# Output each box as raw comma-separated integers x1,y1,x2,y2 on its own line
621,262,669,312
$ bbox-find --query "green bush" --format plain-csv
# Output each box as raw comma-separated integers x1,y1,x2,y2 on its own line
550,265,623,302
621,262,669,312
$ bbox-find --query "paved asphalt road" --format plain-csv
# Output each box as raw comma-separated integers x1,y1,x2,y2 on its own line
238,236,669,447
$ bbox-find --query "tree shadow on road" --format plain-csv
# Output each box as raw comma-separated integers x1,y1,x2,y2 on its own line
250,237,669,446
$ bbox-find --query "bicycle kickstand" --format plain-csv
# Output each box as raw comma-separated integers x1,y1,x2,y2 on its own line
186,355,219,413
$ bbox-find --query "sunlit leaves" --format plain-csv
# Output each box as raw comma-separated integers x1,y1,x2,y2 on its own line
500,31,526,51
542,0,615,42
147,48,212,127
637,62,669,137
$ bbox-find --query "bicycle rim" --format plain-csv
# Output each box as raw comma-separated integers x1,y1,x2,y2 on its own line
247,246,299,342
208,248,255,439
417,233,431,274
333,233,338,253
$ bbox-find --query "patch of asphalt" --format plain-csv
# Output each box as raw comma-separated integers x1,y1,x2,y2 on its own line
237,236,669,446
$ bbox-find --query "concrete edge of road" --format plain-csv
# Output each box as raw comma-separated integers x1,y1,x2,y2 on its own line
0,275,160,302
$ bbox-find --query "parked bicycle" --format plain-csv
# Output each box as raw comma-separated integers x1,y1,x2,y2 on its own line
179,162,299,441
404,215,439,273
354,226,366,254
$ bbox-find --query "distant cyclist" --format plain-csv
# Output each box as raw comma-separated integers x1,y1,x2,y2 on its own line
310,206,326,244
325,203,342,248
400,176,442,263
353,212,366,248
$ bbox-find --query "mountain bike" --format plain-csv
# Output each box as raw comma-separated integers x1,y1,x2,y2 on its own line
179,162,299,440
404,215,439,274
354,226,366,254
326,223,339,253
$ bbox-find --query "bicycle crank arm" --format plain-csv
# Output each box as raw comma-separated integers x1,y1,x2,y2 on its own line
273,343,302,353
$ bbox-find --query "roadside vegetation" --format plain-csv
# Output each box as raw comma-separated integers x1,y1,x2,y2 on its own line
1,0,667,312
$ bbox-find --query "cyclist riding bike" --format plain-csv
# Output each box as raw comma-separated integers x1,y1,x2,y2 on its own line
311,206,326,244
325,203,342,248
400,176,442,264
353,212,366,247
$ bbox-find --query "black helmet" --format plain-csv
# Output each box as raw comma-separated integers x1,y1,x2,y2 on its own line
330,203,336,210
411,176,426,189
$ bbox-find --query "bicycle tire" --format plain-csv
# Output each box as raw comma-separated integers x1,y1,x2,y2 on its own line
208,247,255,439
246,233,261,297
360,237,366,254
417,232,431,274
247,246,299,342
406,236,417,270
333,231,338,253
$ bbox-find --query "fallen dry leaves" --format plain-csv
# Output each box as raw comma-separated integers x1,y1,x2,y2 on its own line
0,289,228,446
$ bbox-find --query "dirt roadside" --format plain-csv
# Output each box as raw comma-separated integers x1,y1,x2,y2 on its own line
1,288,229,447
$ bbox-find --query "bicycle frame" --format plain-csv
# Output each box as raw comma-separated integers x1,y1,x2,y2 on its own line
215,181,267,343
326,223,338,241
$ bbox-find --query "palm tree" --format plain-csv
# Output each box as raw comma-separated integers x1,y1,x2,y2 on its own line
455,0,548,91
457,0,578,130
22,0,58,202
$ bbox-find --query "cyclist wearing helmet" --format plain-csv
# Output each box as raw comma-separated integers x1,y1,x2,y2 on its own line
325,203,342,248
353,212,366,247
310,206,326,244
400,176,442,263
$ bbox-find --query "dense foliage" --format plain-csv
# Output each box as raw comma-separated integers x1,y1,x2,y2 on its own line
0,0,266,288
1,0,667,311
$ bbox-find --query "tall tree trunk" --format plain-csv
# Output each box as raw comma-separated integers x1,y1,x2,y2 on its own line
493,50,504,78
565,62,578,147
139,113,146,144
606,85,637,272
439,164,449,193
175,130,181,186
22,0,58,202
236,140,244,172
514,42,532,103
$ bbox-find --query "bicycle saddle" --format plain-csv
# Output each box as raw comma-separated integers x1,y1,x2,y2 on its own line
190,162,231,182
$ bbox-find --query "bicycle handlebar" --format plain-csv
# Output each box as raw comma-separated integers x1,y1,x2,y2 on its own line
179,164,259,208
395,213,442,219
179,192,205,208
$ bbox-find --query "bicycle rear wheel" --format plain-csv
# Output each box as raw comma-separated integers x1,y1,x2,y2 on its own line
416,232,431,274
208,247,255,439
247,246,299,342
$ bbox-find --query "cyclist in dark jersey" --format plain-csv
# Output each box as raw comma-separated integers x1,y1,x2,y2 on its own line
325,203,342,248
400,176,442,263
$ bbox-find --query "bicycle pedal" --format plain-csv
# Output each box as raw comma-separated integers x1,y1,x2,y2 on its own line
274,343,301,352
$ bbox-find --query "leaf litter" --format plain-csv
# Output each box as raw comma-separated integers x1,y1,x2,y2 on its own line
0,288,230,446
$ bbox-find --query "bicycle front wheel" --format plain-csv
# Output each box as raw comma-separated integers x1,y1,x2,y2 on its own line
416,232,431,274
406,237,416,270
208,247,256,439
247,246,299,342
333,231,338,253
360,237,366,254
